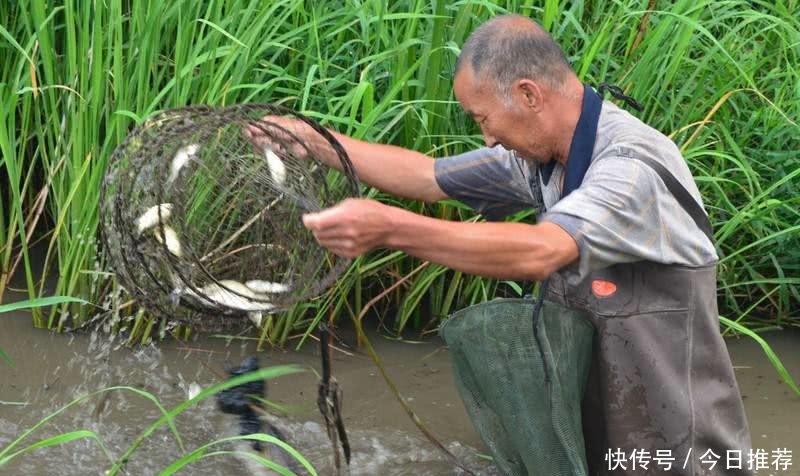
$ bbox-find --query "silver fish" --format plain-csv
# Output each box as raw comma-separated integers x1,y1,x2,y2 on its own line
135,203,173,234
245,280,291,294
153,224,183,257
265,147,287,186
168,144,199,184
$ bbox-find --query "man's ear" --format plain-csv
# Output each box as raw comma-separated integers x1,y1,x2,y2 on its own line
515,79,544,112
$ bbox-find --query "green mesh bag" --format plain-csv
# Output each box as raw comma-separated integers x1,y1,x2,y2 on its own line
440,297,594,476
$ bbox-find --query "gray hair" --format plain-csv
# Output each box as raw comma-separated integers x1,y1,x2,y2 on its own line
455,15,572,102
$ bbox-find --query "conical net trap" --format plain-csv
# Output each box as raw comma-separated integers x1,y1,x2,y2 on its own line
101,104,359,331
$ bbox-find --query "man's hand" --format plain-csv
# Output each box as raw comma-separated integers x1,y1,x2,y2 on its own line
302,198,392,258
244,116,325,163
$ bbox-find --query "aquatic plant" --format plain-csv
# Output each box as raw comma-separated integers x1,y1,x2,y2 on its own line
0,0,797,384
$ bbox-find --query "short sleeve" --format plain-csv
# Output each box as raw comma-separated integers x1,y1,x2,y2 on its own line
434,146,543,221
543,156,717,284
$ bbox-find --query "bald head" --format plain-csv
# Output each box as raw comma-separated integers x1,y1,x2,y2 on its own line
455,15,573,100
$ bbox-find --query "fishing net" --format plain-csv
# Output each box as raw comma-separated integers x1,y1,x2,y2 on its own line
440,297,595,476
101,104,359,331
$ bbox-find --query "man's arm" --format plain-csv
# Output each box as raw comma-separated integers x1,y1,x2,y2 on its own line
246,120,447,202
329,132,447,203
303,198,579,281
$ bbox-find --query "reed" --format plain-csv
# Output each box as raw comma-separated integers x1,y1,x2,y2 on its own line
0,1,797,369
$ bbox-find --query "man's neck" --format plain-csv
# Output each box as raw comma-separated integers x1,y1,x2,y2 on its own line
552,77,585,166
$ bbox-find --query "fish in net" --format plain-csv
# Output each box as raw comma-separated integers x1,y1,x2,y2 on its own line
100,104,359,331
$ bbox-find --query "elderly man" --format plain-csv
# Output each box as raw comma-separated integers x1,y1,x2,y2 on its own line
250,14,752,476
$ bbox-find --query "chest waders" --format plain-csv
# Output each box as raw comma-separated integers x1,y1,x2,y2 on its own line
440,142,752,475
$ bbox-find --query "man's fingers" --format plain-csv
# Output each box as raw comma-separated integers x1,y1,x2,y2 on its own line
302,212,320,230
310,238,359,258
304,213,353,244
244,124,264,138
243,125,268,153
302,208,342,230
304,224,348,253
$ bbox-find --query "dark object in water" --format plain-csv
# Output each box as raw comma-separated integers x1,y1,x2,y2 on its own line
317,324,350,471
217,356,288,451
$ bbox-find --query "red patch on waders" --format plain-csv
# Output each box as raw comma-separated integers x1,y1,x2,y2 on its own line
591,280,617,298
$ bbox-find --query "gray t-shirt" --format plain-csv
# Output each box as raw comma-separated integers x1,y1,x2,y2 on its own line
434,101,717,284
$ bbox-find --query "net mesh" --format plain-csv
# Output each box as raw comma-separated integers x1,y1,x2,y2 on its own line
440,298,594,476
101,104,359,331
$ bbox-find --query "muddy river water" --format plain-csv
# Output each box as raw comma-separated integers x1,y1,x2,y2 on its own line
1,306,798,475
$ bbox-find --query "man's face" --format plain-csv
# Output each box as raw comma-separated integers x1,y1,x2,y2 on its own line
454,67,553,163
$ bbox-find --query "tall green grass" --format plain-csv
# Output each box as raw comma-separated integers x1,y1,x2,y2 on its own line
1,0,797,349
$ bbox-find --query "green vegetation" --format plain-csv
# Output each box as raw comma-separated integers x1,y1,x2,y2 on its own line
1,0,797,354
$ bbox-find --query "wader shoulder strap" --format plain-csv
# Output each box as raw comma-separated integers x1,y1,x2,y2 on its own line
629,155,714,243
